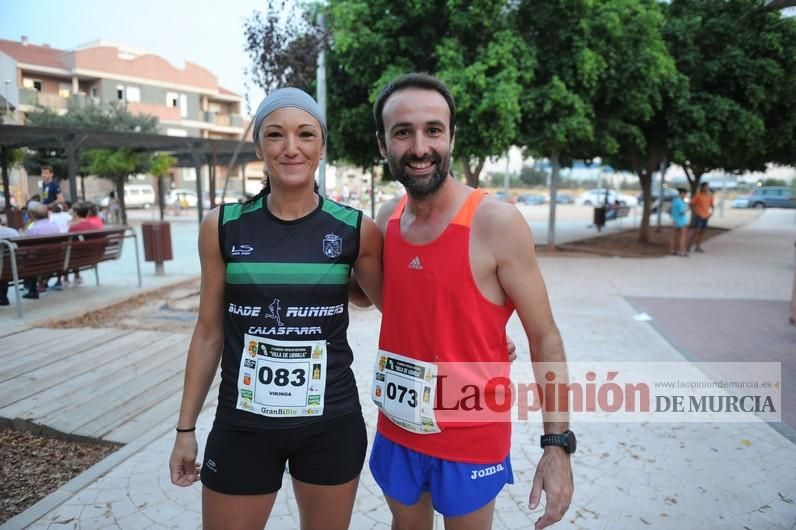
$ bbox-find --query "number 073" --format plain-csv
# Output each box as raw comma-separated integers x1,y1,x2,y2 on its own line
386,381,418,408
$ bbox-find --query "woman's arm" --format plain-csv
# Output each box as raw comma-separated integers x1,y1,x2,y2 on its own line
169,209,226,486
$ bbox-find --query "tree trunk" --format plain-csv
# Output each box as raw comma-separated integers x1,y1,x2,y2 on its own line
461,158,484,188
547,150,560,250
116,177,127,225
638,169,653,243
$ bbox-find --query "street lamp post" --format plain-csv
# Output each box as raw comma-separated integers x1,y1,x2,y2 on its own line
3,80,9,122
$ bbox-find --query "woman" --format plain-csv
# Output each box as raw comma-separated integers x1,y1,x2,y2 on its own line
669,188,689,256
168,88,382,529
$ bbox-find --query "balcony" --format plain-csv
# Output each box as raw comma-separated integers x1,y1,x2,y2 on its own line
19,88,69,110
203,111,244,129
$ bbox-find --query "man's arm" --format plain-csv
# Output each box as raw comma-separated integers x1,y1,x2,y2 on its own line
350,215,383,310
481,201,573,529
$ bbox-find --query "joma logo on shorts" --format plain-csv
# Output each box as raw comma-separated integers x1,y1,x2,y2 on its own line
470,463,504,480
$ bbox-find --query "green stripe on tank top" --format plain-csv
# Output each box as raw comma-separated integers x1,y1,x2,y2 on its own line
321,200,359,228
222,197,264,225
226,262,350,285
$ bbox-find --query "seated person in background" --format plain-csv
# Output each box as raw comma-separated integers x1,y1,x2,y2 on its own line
0,223,20,306
25,201,61,236
605,200,621,221
67,202,97,286
86,202,105,228
69,202,96,232
49,202,73,234
18,202,61,299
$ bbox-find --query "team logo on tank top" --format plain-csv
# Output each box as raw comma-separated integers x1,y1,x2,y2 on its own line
322,234,342,258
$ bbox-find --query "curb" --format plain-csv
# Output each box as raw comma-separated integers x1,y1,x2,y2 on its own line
0,420,174,530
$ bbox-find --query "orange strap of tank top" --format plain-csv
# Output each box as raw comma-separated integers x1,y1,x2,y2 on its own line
389,189,488,226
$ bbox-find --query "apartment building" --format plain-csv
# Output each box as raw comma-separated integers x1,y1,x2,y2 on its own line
0,36,245,140
0,36,253,203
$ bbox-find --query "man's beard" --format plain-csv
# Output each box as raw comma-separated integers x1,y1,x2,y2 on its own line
388,150,450,200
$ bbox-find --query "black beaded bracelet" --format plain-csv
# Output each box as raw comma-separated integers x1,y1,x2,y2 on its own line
176,426,196,433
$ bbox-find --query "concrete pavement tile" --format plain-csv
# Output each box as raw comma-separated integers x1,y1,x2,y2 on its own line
138,500,185,526
158,512,202,529
495,508,537,529
267,495,293,517
264,514,300,529
354,491,385,512
113,513,158,530
79,513,119,529
41,524,78,530
29,504,83,529
106,498,142,521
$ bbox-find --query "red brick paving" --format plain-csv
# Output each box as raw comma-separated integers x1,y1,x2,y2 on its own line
627,297,796,434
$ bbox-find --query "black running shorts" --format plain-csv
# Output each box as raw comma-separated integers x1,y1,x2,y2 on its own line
200,411,367,495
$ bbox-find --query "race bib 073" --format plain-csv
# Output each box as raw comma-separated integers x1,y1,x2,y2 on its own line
372,350,440,434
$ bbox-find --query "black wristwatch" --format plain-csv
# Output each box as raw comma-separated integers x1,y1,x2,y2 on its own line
540,430,576,454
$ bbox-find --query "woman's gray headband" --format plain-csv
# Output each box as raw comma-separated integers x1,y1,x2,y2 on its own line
252,87,327,145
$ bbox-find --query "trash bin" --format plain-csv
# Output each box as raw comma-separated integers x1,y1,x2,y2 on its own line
141,221,173,275
5,208,24,230
593,206,606,231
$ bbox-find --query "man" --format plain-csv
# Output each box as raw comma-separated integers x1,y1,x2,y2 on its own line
687,182,713,253
369,73,573,530
40,165,64,205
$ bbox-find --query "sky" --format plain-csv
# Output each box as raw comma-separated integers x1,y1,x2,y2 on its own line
0,0,272,117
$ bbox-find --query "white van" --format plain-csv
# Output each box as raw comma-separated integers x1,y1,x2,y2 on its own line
123,184,156,209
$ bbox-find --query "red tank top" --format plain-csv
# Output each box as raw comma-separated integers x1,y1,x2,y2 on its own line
377,189,515,463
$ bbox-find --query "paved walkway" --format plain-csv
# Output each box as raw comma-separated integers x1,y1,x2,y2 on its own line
2,209,795,529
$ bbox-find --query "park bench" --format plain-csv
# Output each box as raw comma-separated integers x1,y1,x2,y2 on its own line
594,204,631,231
0,226,141,318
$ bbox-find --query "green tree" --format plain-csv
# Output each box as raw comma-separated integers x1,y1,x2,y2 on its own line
665,0,796,197
589,0,679,243
514,0,600,246
83,149,147,224
246,1,532,186
23,101,158,187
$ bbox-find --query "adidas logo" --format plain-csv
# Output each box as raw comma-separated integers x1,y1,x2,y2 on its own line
408,256,423,270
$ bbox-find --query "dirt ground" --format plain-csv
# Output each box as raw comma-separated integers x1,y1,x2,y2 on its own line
2,226,726,522
0,425,120,524
540,226,726,258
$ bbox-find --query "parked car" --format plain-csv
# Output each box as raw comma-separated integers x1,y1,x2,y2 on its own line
494,191,516,203
202,190,241,210
576,188,637,207
731,195,750,209
637,187,680,213
165,188,199,208
746,186,796,209
555,193,575,204
517,194,546,205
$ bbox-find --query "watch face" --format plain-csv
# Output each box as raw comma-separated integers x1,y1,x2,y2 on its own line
565,430,576,454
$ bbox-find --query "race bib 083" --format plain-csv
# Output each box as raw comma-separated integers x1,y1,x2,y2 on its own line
237,334,327,417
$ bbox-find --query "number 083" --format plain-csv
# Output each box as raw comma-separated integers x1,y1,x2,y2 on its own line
259,366,306,387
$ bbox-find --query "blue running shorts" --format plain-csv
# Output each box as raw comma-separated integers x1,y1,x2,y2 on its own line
369,433,514,517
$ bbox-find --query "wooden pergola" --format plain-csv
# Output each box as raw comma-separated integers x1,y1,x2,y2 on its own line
0,124,258,223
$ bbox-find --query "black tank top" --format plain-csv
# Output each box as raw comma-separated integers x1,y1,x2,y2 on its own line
215,194,362,430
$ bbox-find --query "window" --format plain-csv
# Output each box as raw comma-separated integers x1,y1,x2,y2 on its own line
117,85,124,100
23,78,43,92
166,91,179,108
179,94,188,118
126,86,141,103
58,83,71,98
90,87,97,97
